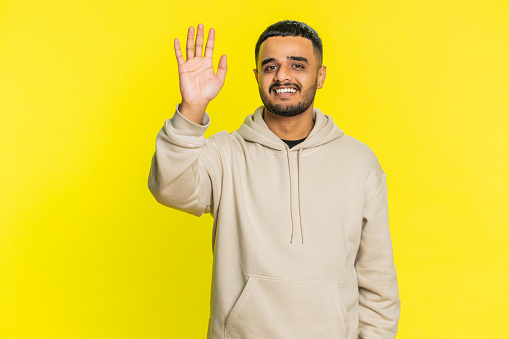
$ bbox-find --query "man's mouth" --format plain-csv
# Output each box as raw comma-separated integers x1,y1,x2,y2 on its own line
271,85,299,97
275,87,297,94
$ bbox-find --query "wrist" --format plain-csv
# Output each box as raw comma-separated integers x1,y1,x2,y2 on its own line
178,101,208,125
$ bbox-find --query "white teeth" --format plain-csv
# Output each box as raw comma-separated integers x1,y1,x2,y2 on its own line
275,88,296,94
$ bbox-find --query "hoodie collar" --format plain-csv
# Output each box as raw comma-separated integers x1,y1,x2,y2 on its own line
237,106,344,150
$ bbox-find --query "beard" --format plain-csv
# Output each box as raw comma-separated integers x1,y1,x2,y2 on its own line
259,80,318,117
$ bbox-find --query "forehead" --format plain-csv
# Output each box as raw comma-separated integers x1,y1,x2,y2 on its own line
258,36,316,63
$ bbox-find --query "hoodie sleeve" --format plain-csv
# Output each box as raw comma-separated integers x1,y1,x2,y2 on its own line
356,168,400,338
147,105,222,217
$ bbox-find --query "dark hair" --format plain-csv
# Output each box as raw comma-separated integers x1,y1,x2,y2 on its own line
255,20,323,66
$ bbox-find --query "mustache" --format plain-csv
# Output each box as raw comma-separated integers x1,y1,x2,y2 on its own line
270,83,301,93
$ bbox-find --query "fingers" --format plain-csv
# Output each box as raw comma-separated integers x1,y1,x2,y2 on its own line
217,54,227,81
204,28,215,59
186,26,194,61
183,24,217,61
195,24,204,58
174,38,184,66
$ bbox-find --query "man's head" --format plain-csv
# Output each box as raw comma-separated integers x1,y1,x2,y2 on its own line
254,20,326,117
255,20,323,67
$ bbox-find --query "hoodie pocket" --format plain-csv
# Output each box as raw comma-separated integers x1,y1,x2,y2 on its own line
225,275,350,339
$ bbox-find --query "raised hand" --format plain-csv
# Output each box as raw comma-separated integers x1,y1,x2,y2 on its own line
174,24,227,123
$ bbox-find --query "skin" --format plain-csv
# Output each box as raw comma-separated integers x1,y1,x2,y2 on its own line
174,24,326,141
254,36,326,140
174,24,227,125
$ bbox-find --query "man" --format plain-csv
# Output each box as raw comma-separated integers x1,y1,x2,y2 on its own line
148,20,400,339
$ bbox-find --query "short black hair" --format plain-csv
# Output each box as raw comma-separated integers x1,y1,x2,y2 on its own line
255,20,323,66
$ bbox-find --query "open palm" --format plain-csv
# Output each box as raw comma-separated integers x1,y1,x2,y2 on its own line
174,24,227,107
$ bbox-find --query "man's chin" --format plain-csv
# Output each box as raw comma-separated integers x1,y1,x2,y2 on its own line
260,87,316,117
264,104,306,117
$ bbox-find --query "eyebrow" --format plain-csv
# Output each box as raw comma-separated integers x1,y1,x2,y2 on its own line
260,56,309,67
288,56,309,63
261,58,276,67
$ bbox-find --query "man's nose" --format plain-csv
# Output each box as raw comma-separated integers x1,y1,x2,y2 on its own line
274,66,291,82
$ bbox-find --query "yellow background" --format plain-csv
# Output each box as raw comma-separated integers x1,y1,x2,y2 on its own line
1,0,508,338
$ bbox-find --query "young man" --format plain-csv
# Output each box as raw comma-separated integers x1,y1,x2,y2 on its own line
148,20,400,339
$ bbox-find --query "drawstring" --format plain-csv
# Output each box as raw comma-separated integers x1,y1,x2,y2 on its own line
286,149,295,243
298,148,304,243
287,147,304,244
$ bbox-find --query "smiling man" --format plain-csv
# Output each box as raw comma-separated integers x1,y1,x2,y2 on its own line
255,34,325,143
148,20,400,339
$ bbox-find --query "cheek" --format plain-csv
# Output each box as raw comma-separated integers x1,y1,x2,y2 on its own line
261,79,272,91
301,75,318,88
301,74,315,84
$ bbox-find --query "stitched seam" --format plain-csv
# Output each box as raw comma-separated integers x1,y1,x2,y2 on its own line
246,273,341,284
225,278,258,336
364,178,383,201
332,284,350,337
203,138,223,217
182,151,206,211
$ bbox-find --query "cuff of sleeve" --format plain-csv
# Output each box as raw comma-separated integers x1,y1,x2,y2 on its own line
176,103,211,126
165,104,211,138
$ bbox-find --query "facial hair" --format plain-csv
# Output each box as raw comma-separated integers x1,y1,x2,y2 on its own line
259,80,318,117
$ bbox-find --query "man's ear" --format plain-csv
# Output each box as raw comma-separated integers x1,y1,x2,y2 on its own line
253,69,258,82
317,65,327,89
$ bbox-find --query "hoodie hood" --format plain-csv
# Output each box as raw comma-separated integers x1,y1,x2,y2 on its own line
237,106,344,151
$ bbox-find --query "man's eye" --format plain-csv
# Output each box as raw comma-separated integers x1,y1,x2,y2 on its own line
265,65,277,71
293,64,304,69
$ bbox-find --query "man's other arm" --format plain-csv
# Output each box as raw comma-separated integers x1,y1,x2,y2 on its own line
356,168,401,338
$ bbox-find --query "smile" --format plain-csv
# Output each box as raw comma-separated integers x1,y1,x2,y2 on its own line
275,88,297,94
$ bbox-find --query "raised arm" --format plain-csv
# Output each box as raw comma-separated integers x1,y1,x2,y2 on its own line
174,24,227,124
148,24,226,216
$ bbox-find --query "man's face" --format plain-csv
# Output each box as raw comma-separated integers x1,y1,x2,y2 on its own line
254,36,326,117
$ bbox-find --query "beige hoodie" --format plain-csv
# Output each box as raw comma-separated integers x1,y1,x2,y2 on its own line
148,105,400,339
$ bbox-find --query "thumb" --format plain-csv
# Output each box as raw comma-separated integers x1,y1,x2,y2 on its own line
216,54,227,80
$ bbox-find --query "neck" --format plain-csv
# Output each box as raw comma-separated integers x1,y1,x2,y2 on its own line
262,106,315,140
